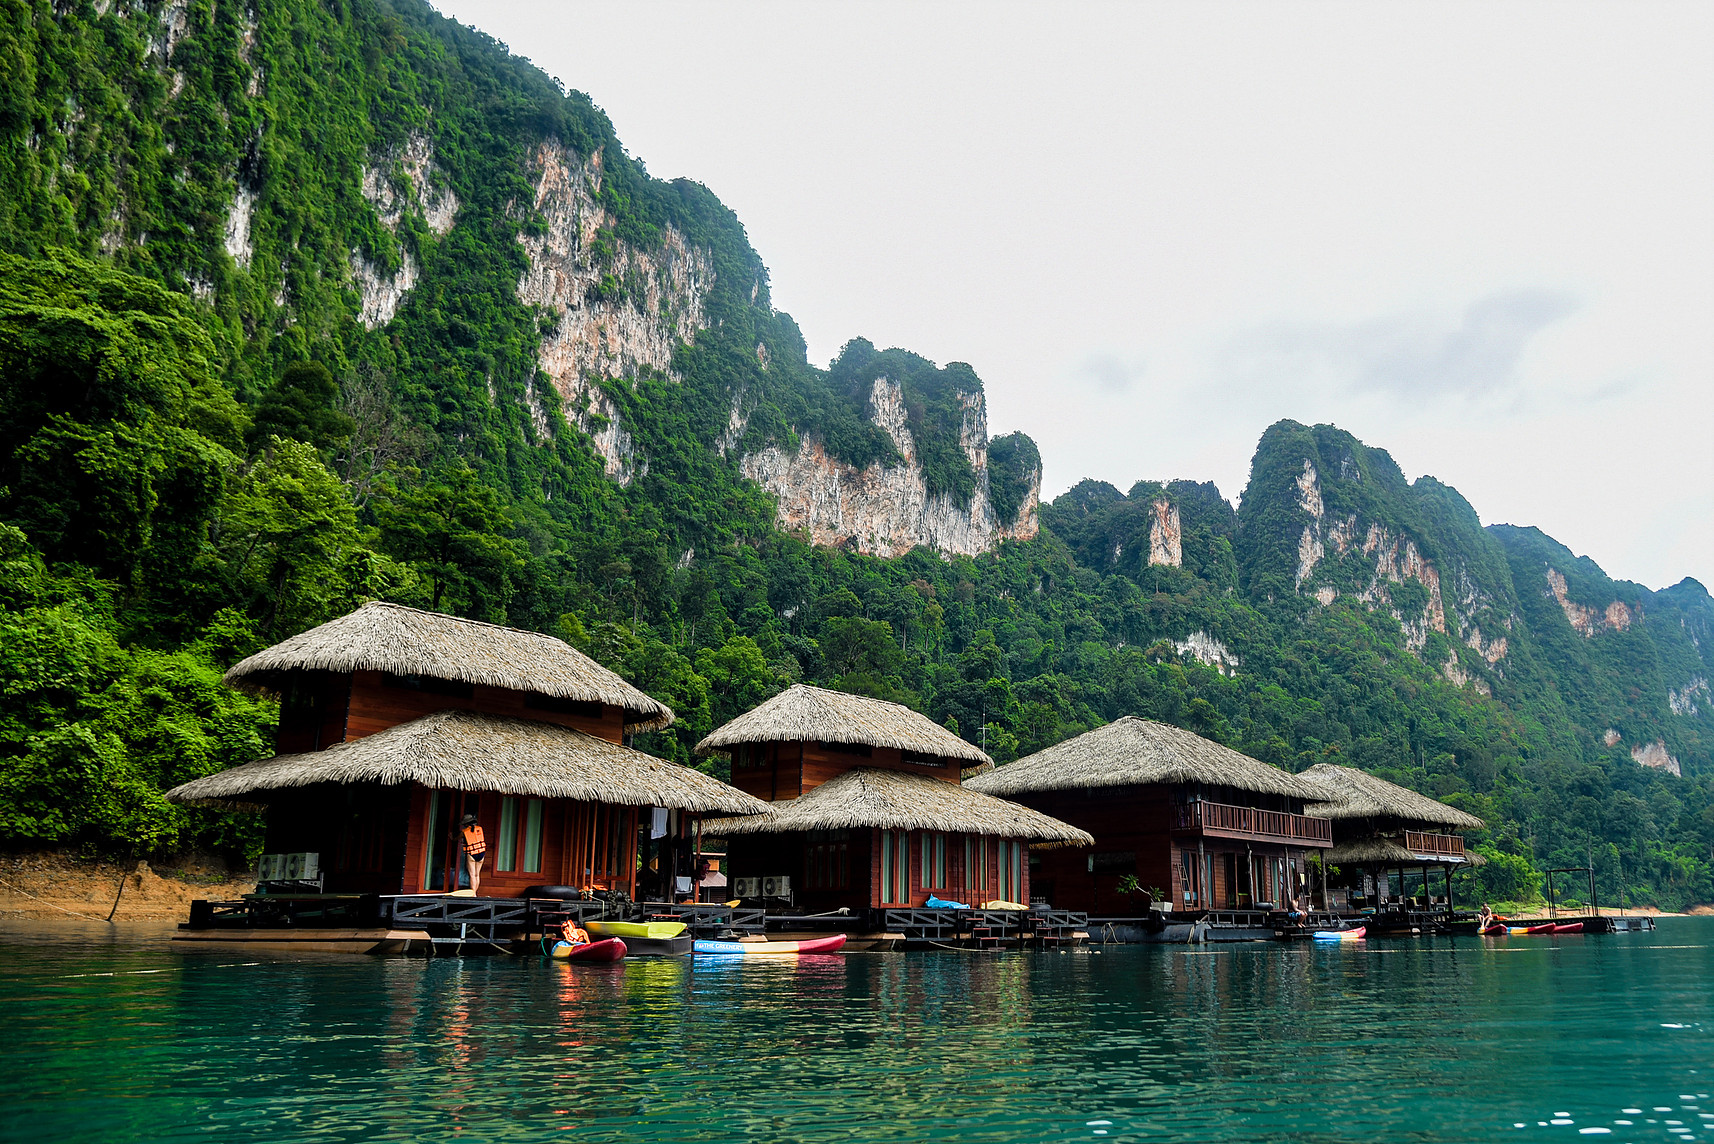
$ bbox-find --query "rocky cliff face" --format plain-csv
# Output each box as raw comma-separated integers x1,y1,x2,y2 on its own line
740,377,1039,557
1289,459,1454,656
1148,500,1182,567
516,142,715,483
352,132,459,329
1545,566,1635,637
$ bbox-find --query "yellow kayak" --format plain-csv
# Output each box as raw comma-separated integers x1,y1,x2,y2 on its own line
584,920,688,940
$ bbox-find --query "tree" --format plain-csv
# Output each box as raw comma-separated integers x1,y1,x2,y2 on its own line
248,362,355,454
374,467,526,619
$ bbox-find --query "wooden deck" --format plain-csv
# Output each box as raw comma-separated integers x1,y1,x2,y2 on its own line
1173,800,1333,846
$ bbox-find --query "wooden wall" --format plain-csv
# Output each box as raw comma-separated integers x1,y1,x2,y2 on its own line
1008,784,1308,914
728,739,965,804
263,783,411,894
399,785,640,899
727,828,1031,913
343,671,625,743
275,671,354,754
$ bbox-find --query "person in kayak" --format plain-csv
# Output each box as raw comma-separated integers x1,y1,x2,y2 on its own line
460,813,487,893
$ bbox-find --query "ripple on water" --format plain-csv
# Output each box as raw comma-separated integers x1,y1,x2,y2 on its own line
4,919,1714,1142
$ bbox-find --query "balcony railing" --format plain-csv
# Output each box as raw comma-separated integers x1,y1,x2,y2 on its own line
1403,830,1465,858
1173,800,1332,844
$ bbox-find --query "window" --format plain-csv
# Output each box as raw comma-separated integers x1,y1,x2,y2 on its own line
996,840,1023,903
965,837,989,893
880,830,909,904
901,751,946,769
497,797,520,872
806,831,850,891
918,833,946,891
424,790,448,891
920,832,946,889
523,799,544,873
820,740,873,757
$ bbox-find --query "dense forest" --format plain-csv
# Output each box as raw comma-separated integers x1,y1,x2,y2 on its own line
2,0,1711,906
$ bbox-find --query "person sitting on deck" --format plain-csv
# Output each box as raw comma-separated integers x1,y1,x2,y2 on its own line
460,813,487,894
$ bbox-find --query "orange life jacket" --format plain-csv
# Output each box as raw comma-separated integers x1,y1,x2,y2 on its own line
461,824,486,855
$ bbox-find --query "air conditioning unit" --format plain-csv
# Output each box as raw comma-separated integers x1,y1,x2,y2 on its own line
257,852,320,881
732,875,792,900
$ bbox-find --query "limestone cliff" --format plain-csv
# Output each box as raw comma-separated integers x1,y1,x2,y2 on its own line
740,377,1039,558
1545,567,1635,637
516,142,714,483
1290,459,1453,656
1148,500,1182,567
352,132,460,329
1631,739,1683,777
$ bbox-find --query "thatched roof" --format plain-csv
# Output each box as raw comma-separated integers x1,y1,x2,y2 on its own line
1326,836,1418,865
695,684,990,765
1298,763,1483,829
224,602,673,731
698,768,1093,848
164,710,764,814
967,717,1317,800
1326,835,1485,867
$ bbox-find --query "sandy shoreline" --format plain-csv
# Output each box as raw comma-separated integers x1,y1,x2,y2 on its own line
0,852,254,922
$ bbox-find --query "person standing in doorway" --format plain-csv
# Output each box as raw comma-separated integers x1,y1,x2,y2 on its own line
460,813,487,894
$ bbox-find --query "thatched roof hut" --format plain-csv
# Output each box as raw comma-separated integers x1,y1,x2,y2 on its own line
1325,835,1486,867
699,767,1093,848
164,710,763,814
1298,763,1483,830
223,602,673,731
695,684,990,765
966,717,1318,800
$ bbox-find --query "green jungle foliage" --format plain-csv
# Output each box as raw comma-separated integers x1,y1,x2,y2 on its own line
2,0,1712,908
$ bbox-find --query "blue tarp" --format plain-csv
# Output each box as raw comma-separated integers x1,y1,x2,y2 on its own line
926,896,969,909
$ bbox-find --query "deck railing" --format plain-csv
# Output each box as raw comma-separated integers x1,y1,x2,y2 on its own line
1403,830,1466,857
1174,800,1333,844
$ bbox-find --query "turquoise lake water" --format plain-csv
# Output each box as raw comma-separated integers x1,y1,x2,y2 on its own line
6,918,1713,1143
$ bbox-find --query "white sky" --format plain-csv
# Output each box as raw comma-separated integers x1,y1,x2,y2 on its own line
437,1,1713,591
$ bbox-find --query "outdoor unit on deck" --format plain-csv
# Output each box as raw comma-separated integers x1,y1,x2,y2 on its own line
256,852,322,892
733,875,793,901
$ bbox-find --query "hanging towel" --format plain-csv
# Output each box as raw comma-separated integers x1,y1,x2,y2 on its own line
650,807,669,839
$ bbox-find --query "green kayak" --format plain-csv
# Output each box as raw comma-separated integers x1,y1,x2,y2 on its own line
585,920,688,940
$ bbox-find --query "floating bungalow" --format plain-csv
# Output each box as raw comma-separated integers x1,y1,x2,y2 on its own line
165,603,765,951
1296,763,1483,930
696,685,1093,945
966,718,1333,933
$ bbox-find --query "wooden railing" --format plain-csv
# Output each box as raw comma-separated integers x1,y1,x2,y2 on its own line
1403,831,1465,857
1173,800,1332,844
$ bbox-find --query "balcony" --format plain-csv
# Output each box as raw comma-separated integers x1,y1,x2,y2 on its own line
1173,800,1333,846
1403,830,1466,859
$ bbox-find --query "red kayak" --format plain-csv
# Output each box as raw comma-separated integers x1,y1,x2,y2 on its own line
1481,923,1509,936
1525,923,1558,934
1552,922,1584,934
552,937,627,962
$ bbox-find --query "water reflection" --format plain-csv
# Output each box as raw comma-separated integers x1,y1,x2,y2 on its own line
5,922,1713,1142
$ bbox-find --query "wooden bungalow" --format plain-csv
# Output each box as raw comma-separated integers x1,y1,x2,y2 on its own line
166,602,765,900
695,685,1092,914
966,717,1333,916
1296,763,1484,916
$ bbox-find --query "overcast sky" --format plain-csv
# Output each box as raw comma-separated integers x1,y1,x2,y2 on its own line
438,1,1712,591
